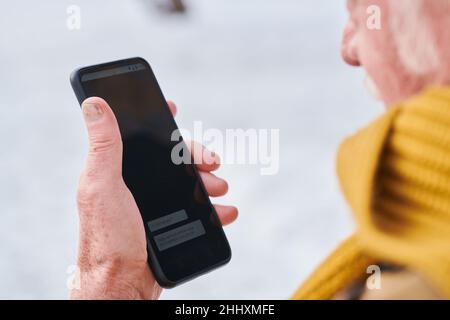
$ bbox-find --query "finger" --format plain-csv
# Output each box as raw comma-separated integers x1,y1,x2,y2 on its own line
199,172,228,197
187,140,220,172
81,97,123,181
167,100,177,117
214,204,238,226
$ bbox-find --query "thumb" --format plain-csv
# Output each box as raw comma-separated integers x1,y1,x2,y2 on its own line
81,97,123,181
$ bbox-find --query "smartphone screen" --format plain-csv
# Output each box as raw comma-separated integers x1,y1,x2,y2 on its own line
71,58,231,287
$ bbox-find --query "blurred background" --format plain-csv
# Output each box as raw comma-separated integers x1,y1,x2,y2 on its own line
0,0,381,299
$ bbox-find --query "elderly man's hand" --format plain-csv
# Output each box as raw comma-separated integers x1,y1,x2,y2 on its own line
70,97,238,300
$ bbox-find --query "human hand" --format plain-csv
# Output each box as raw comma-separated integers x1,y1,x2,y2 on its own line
70,97,237,299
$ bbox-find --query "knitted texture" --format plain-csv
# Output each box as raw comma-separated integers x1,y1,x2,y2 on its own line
290,235,375,299
292,87,450,299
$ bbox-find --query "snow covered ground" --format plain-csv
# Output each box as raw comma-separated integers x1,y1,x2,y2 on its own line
0,0,381,299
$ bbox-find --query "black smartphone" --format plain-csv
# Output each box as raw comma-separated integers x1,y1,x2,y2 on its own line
70,57,231,288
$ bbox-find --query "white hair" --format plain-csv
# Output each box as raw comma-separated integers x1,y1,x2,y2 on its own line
388,0,450,76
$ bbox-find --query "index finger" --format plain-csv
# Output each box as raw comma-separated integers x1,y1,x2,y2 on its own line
188,140,221,172
167,100,177,117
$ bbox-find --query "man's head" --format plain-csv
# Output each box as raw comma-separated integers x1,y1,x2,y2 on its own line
342,0,450,106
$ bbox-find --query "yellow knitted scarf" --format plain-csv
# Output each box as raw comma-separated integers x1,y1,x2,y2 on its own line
292,87,450,299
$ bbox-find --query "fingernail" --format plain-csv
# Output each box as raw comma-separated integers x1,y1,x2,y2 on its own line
82,102,103,122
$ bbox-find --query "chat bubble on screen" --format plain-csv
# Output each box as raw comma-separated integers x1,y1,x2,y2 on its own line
147,209,188,232
153,220,206,251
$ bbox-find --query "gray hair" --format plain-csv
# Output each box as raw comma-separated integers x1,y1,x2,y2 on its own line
388,0,450,76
